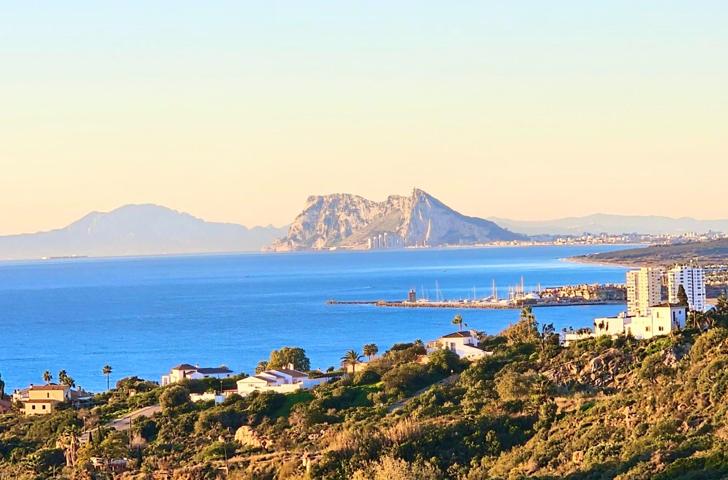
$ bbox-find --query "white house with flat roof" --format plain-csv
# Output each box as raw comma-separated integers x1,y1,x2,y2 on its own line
236,367,328,397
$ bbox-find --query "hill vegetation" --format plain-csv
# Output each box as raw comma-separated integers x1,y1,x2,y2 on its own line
3,301,728,479
575,239,728,266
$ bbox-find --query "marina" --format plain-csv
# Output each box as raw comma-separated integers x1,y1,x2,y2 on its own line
327,280,626,311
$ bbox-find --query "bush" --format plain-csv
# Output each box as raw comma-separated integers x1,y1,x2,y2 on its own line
24,448,65,474
427,348,462,375
355,369,382,386
381,364,434,398
160,385,191,413
247,392,286,424
494,369,540,402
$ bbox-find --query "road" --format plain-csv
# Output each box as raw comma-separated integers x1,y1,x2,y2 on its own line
106,404,161,431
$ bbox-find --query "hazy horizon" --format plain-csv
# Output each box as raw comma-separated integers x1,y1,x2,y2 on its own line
2,1,727,235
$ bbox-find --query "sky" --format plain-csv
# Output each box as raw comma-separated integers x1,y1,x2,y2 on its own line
1,1,727,235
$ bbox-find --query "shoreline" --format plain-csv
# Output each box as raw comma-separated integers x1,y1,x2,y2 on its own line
0,242,641,266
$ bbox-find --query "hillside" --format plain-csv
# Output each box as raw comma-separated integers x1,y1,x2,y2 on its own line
491,214,728,236
3,301,728,478
270,189,525,251
575,239,728,266
0,205,287,260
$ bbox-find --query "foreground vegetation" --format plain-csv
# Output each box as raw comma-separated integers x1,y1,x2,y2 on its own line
3,300,728,479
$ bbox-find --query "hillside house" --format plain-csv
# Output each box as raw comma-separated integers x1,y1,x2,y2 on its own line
161,364,233,386
236,367,328,396
427,330,491,360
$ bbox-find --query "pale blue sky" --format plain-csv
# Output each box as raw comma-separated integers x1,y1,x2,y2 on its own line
1,2,727,233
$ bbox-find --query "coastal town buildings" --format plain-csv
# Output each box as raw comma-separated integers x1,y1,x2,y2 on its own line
161,364,233,386
626,267,663,316
236,366,328,397
426,330,491,361
667,265,707,312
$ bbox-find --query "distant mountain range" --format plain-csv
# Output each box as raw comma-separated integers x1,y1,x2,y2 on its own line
269,188,525,251
0,205,287,260
3,199,726,261
489,214,728,236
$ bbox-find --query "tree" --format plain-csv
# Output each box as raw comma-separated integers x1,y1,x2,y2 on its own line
677,285,689,308
255,361,269,374
427,348,461,375
540,323,559,359
452,314,464,331
363,343,379,360
495,369,539,402
0,372,4,398
43,370,53,384
341,350,363,374
265,347,311,372
709,294,728,328
502,307,539,345
160,385,191,413
102,365,113,391
58,370,75,388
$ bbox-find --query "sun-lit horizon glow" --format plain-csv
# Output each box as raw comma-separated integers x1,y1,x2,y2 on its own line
2,1,727,235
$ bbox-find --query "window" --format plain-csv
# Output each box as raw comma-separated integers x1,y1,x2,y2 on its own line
42,405,46,410
32,405,36,410
658,326,664,331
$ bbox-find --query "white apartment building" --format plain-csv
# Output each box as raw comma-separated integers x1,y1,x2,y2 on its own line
563,305,687,346
595,305,686,340
626,267,664,316
667,265,706,312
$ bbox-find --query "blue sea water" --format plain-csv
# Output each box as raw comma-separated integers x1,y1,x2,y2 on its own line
0,245,629,392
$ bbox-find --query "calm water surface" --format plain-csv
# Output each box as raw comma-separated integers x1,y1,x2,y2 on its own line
0,245,629,391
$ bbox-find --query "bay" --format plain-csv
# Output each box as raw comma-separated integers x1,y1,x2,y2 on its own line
0,245,629,391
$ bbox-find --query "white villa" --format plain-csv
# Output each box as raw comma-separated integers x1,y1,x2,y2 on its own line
161,364,234,386
236,367,328,396
427,330,491,361
563,304,687,346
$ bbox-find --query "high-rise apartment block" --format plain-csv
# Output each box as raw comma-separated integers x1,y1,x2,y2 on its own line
626,267,663,316
667,265,706,312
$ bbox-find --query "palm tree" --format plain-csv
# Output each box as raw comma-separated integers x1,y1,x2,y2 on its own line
43,370,53,384
102,365,113,391
59,370,76,388
0,372,5,398
363,343,379,361
452,314,464,331
341,350,363,374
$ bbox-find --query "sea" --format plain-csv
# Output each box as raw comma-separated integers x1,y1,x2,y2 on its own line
0,245,630,392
